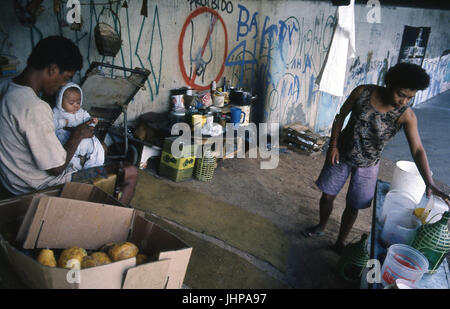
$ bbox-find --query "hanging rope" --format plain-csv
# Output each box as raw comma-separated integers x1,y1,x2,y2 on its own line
125,4,132,69
135,15,153,100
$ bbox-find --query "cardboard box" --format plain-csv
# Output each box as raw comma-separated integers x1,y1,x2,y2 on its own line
0,183,192,289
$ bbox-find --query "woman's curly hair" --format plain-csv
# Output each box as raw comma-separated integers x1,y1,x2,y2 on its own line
384,62,430,90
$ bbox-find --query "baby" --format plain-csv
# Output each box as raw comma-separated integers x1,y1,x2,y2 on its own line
53,82,105,172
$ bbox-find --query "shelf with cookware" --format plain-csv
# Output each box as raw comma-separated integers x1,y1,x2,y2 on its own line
134,80,257,183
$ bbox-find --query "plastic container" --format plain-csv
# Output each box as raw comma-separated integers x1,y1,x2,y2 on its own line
389,161,426,204
380,244,429,287
381,210,422,246
379,189,417,225
213,94,225,107
425,195,449,224
394,279,418,289
415,195,449,224
411,211,450,274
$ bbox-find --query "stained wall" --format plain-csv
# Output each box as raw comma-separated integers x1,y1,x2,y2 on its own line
1,0,448,134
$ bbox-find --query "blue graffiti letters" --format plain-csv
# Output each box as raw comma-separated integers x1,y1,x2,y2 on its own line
236,4,258,41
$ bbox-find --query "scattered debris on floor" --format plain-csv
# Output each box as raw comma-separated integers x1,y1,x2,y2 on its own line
281,123,328,156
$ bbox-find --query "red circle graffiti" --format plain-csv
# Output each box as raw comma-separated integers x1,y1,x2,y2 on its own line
178,7,228,91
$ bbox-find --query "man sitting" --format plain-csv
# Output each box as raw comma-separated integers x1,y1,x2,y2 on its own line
0,36,137,206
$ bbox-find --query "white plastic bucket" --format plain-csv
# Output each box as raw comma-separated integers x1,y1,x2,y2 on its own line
390,161,426,204
380,244,428,287
394,279,419,289
381,210,421,246
379,189,417,226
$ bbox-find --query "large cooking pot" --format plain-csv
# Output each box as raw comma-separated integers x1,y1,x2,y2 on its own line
229,88,256,106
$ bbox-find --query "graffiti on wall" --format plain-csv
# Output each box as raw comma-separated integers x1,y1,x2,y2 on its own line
223,3,336,126
414,53,450,105
135,5,164,101
187,0,234,14
56,1,164,102
178,7,228,90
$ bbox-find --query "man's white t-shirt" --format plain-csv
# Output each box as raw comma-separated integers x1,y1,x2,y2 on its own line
0,80,72,194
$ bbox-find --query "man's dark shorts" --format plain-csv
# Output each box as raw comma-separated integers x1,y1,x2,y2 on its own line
315,160,380,209
71,165,110,184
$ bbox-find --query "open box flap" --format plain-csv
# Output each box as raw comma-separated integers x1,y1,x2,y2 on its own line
60,182,123,207
122,259,171,289
77,257,136,289
22,196,134,249
129,213,192,289
159,248,192,289
15,193,46,243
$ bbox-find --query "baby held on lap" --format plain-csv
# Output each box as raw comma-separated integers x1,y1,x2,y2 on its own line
53,82,105,173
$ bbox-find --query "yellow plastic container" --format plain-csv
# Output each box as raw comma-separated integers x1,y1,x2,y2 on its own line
414,208,427,225
192,114,206,129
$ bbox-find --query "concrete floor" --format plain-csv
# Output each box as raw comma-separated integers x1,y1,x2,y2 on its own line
143,152,399,289
156,90,450,289
383,90,450,186
0,91,448,289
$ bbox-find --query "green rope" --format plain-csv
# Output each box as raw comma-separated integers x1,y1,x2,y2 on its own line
86,0,98,66
148,5,162,97
74,30,82,82
116,1,126,77
135,15,153,101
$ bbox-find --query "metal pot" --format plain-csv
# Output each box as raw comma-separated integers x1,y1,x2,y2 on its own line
229,89,255,106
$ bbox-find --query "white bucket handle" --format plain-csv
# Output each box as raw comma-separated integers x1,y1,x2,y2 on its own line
423,213,443,225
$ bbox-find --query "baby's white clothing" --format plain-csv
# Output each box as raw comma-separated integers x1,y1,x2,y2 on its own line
53,82,105,172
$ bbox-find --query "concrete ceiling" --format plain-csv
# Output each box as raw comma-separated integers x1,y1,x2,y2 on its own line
314,0,450,11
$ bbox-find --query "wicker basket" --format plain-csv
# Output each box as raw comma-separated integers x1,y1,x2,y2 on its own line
194,151,216,182
94,8,122,57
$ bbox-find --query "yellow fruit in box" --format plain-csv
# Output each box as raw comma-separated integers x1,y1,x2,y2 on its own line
100,242,116,253
91,252,112,265
81,252,112,268
81,256,97,269
58,247,87,269
136,253,148,265
36,249,57,267
108,242,139,261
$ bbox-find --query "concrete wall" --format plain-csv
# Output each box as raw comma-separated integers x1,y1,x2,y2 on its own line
1,0,449,134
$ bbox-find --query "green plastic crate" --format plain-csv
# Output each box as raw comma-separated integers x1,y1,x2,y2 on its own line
163,136,199,157
159,162,194,182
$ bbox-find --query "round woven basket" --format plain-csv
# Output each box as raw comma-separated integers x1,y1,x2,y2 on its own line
94,8,122,57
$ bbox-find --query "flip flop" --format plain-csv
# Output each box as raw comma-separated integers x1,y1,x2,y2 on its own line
302,227,325,238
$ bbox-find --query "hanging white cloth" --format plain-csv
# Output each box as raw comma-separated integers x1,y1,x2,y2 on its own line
316,0,356,97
